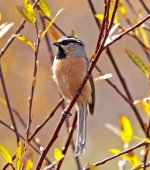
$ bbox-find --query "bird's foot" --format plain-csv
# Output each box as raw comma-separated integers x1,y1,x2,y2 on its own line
61,110,72,118
75,88,83,96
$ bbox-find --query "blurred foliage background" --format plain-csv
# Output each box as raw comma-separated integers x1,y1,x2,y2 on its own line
0,0,150,169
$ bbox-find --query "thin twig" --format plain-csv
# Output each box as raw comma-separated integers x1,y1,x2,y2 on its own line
84,141,145,169
56,112,77,170
0,0,40,59
26,22,41,144
0,66,20,143
29,98,64,140
139,0,150,14
104,15,150,49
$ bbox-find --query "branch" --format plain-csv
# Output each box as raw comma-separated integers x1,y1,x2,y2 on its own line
104,15,150,49
26,22,41,144
0,66,20,143
84,141,145,169
0,0,40,59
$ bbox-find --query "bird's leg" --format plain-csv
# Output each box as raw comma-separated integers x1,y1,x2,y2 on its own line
61,105,72,118
75,87,83,96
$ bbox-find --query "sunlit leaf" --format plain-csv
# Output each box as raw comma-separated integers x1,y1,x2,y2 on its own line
71,30,77,38
134,100,150,116
0,22,14,38
25,159,33,170
119,115,133,143
94,73,113,82
105,123,121,138
84,163,99,170
105,23,120,46
38,0,50,17
0,13,1,20
118,1,127,18
138,12,150,48
16,140,23,170
54,148,64,161
95,14,104,21
125,49,149,77
109,149,141,167
14,34,35,51
41,8,64,38
0,145,12,163
17,0,36,24
0,97,6,105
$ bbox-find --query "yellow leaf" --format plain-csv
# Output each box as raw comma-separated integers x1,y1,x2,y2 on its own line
14,34,34,51
0,145,12,164
118,1,127,18
109,148,141,167
94,73,113,82
85,163,99,170
138,13,150,48
95,14,104,21
25,159,33,170
119,115,133,143
54,148,64,161
134,100,150,116
17,0,36,24
0,22,14,38
16,140,23,170
70,30,77,38
41,8,64,38
125,49,149,77
0,13,1,20
0,97,6,105
38,0,51,17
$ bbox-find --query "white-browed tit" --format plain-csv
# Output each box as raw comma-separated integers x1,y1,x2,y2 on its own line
52,36,95,156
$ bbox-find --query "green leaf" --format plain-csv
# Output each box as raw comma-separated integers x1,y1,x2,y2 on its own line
0,22,14,38
16,140,23,170
125,49,149,77
17,0,36,24
0,145,12,164
14,34,35,51
41,8,64,38
0,97,6,105
38,0,51,17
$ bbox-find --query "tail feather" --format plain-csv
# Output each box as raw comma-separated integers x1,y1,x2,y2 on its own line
75,103,87,156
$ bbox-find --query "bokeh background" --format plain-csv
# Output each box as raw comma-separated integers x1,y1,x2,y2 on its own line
0,0,150,169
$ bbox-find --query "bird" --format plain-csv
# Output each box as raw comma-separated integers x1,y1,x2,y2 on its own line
52,36,95,156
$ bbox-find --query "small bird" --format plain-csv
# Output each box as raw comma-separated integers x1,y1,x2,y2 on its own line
52,36,95,156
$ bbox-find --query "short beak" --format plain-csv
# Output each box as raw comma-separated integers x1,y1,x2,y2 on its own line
53,42,60,47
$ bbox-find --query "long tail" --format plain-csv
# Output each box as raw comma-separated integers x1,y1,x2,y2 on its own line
75,102,87,156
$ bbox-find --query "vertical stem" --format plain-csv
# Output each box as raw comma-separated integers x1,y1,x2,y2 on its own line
0,65,20,143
